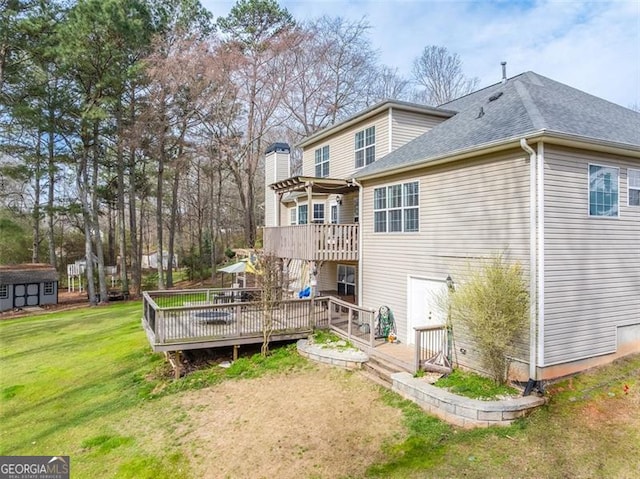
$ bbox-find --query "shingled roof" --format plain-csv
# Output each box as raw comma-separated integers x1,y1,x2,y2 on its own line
355,72,640,179
0,264,59,285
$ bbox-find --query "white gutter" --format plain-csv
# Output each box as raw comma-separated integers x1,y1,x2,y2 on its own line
520,138,538,381
351,178,364,307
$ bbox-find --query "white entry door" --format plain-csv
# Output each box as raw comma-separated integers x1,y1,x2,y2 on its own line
406,277,447,345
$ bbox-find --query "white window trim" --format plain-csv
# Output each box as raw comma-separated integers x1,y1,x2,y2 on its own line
588,163,620,218
290,206,297,225
628,168,640,207
337,264,356,294
312,203,325,224
314,145,330,178
373,180,420,233
354,126,376,169
297,203,308,224
330,201,339,224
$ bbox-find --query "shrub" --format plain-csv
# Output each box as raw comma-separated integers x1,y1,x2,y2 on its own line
450,255,529,384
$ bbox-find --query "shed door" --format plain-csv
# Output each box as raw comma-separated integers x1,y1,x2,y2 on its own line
14,283,40,308
406,277,447,345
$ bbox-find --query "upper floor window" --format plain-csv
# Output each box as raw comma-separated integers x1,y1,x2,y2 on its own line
313,203,325,223
355,126,375,168
315,145,329,177
589,164,619,217
290,207,297,225
373,181,419,232
298,204,308,224
629,168,640,206
44,282,55,295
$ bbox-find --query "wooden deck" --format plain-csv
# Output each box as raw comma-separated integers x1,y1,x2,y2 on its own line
142,289,450,374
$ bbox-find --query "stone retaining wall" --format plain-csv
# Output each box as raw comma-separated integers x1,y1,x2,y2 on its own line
392,372,546,428
297,339,368,370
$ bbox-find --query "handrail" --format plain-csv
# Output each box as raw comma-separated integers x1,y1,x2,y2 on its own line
414,323,452,374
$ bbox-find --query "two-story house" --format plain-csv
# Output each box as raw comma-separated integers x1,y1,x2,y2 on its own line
264,71,640,382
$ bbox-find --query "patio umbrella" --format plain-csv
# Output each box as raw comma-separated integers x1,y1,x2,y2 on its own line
217,261,248,274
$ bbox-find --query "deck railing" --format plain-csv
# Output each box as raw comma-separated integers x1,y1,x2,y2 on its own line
414,324,452,374
263,224,358,261
142,288,330,351
326,297,377,348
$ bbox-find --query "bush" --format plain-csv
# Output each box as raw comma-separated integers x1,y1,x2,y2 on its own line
450,255,529,384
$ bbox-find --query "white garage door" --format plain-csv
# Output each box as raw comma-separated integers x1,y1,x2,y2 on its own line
406,277,447,345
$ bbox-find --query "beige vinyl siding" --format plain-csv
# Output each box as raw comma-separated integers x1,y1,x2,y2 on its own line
390,109,447,151
360,151,531,364
303,113,390,179
542,146,640,366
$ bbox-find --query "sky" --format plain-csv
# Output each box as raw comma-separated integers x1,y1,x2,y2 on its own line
200,0,640,109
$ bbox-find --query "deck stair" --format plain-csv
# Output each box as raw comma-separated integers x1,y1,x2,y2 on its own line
360,353,411,388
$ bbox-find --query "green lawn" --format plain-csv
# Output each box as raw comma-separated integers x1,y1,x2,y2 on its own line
1,303,638,478
0,303,188,477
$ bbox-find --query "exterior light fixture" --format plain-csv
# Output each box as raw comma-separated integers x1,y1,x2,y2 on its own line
446,275,455,292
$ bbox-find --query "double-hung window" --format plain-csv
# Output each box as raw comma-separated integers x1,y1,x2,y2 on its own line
298,204,308,224
355,126,375,168
373,181,419,232
44,282,54,295
315,146,329,177
290,207,297,225
313,204,325,223
589,164,619,217
628,168,640,206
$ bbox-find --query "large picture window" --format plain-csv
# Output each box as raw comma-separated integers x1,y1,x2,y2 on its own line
315,145,329,177
629,168,640,206
355,126,375,168
373,181,419,232
589,164,619,217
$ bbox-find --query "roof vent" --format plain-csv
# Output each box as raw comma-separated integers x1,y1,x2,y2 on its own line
501,61,507,83
477,107,485,119
488,92,503,102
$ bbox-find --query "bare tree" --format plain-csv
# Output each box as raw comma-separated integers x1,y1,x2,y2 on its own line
282,15,378,136
412,45,479,105
257,252,282,356
365,65,414,103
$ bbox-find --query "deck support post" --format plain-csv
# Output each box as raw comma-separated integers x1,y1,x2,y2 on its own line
233,344,240,361
174,351,182,379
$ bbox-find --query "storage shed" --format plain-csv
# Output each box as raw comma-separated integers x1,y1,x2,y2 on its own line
0,264,59,312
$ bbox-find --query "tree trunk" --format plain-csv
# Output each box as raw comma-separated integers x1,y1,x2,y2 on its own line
91,122,108,304
116,104,129,295
166,165,180,288
32,131,42,263
47,109,56,267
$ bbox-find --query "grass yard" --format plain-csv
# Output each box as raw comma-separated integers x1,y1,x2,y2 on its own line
1,302,639,478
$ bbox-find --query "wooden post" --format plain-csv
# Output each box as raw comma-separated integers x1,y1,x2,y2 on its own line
173,351,182,379
414,328,421,374
233,344,239,361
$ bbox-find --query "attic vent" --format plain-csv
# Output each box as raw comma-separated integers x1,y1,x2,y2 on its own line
488,92,503,102
477,107,485,119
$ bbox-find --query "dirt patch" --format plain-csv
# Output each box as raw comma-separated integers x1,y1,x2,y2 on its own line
164,366,405,478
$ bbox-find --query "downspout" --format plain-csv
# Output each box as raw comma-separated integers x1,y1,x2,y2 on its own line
351,178,364,307
520,138,540,393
